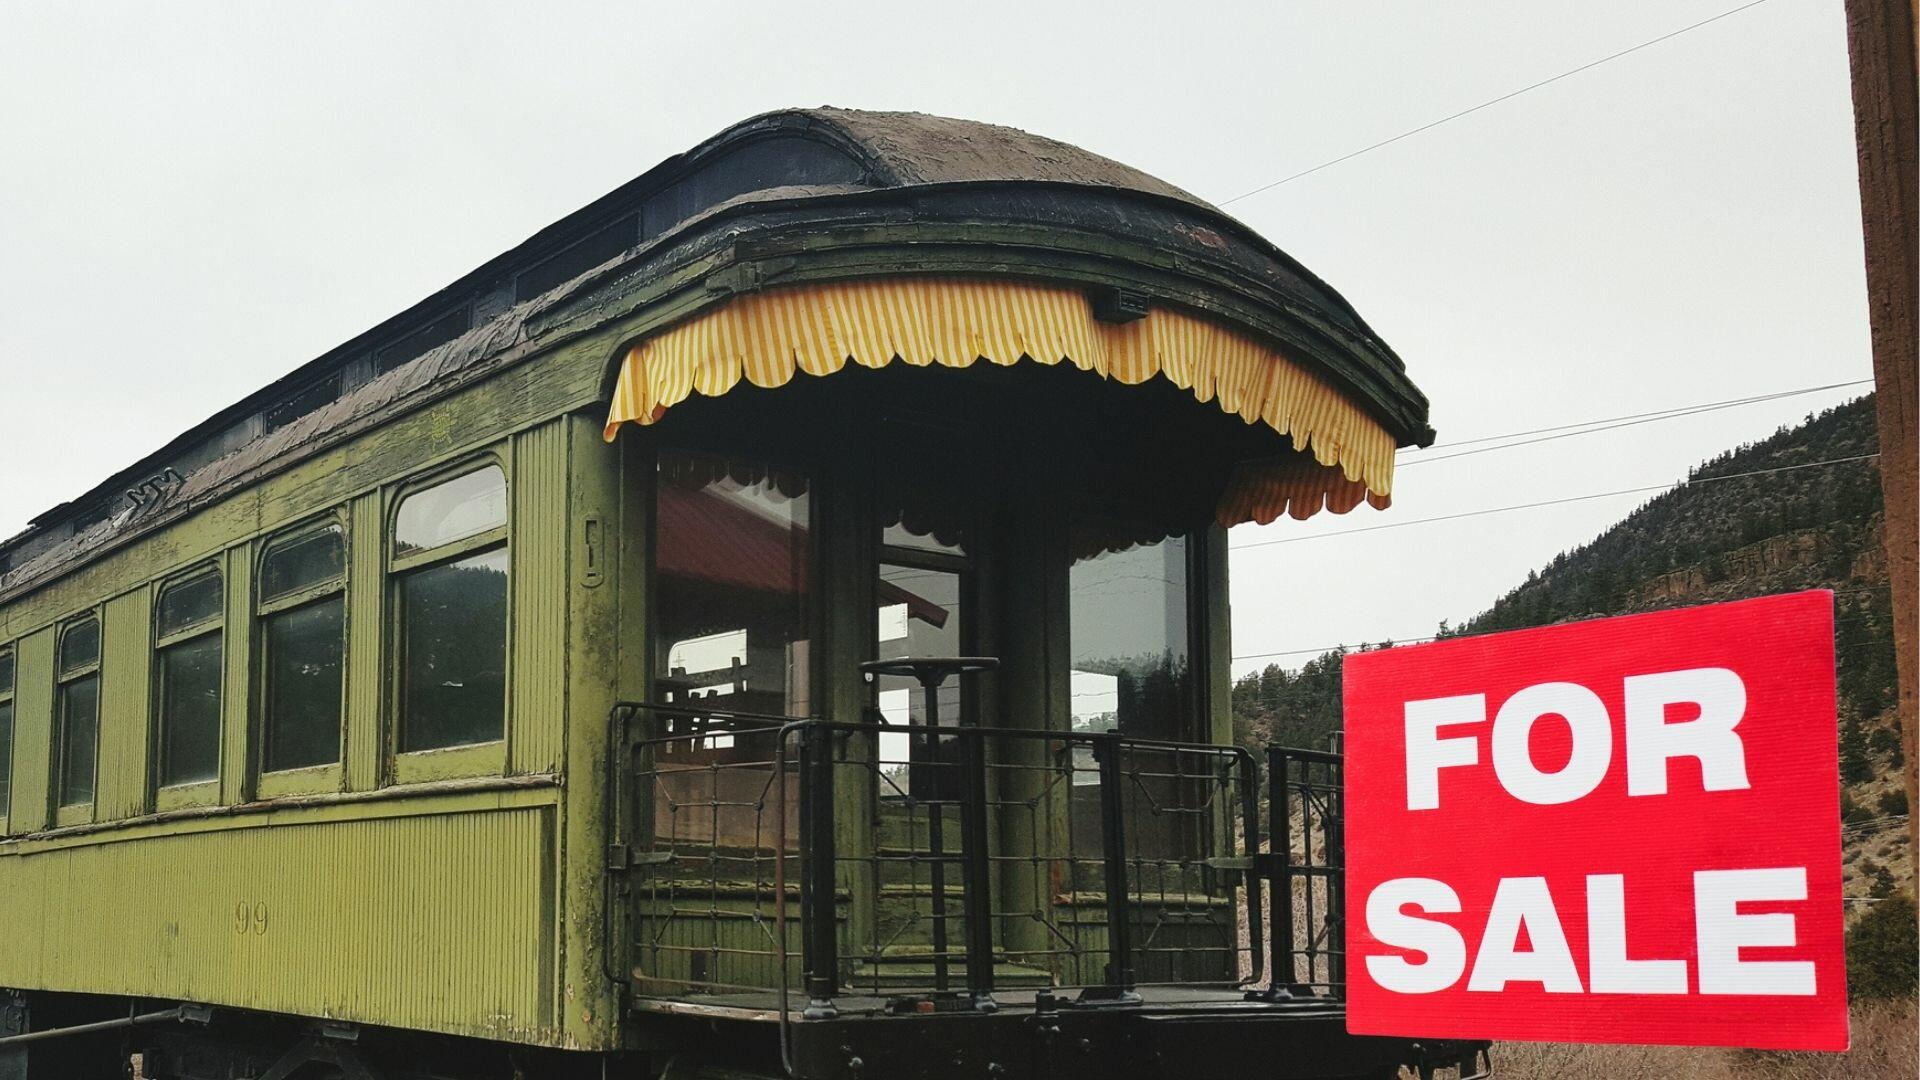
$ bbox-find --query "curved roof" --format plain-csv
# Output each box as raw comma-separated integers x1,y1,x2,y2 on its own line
729,107,1212,205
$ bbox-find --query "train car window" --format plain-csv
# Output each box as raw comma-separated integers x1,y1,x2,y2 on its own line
392,467,509,753
1067,532,1193,743
652,453,813,752
261,526,345,601
259,525,347,773
394,465,506,557
56,615,102,807
0,646,13,822
1066,524,1197,864
155,569,224,788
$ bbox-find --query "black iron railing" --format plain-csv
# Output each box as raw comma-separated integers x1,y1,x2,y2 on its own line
612,702,1267,1015
1258,745,1346,999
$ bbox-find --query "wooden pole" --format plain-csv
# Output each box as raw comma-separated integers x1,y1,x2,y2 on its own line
1842,0,1918,897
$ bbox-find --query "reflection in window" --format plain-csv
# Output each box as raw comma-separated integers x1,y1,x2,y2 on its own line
1068,532,1194,861
262,526,345,602
57,617,101,807
654,454,812,754
394,465,506,556
874,564,965,798
260,525,346,772
398,548,508,752
1068,535,1191,742
157,571,223,787
0,647,13,820
393,468,509,754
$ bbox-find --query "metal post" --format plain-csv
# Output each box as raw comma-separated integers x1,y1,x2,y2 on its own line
802,724,839,1015
1087,737,1139,1001
956,721,996,1009
1326,757,1347,998
1271,749,1296,997
1239,753,1265,985
921,679,952,993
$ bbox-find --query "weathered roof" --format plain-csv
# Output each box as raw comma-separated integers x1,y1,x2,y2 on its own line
792,107,1210,205
1,107,1423,603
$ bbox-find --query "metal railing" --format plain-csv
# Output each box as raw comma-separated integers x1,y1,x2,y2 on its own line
1258,745,1346,999
612,703,1266,1014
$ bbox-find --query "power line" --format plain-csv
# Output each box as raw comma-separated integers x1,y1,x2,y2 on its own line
1231,595,1892,662
1220,0,1780,205
1399,379,1874,467
1229,452,1879,552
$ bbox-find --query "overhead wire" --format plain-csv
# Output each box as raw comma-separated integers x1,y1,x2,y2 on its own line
1219,0,1781,205
1230,595,1893,662
1229,452,1880,552
1397,379,1874,467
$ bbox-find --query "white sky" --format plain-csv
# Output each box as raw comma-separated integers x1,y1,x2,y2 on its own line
0,1,1871,672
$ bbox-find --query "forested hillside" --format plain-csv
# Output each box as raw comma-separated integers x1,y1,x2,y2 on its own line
1231,394,1908,920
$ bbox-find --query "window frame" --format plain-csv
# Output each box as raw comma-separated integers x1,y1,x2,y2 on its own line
254,516,350,798
1060,499,1210,746
151,564,225,810
0,642,14,833
646,445,823,767
386,456,511,784
52,611,103,827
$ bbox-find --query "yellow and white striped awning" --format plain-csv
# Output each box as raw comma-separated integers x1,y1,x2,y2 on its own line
603,276,1397,524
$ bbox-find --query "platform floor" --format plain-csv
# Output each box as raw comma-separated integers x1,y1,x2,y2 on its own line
631,984,1346,1023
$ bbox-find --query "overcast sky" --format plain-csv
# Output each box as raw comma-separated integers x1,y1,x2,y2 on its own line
0,0,1871,671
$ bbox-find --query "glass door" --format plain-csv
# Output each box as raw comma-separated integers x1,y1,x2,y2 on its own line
870,421,979,800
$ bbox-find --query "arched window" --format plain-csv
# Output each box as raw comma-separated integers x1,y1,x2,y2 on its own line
55,615,102,808
155,569,224,789
258,523,347,773
391,465,508,753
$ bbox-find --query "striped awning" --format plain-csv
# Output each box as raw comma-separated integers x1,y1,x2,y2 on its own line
603,277,1397,524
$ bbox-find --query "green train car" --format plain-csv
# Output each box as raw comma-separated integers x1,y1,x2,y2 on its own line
0,110,1486,1079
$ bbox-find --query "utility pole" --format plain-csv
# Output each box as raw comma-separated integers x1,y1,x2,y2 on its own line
1842,0,1917,897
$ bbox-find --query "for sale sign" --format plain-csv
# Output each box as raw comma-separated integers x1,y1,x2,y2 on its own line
1343,591,1846,1051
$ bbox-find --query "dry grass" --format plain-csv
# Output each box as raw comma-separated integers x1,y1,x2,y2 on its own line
1490,998,1917,1079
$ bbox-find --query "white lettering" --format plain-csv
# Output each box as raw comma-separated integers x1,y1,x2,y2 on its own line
1587,874,1688,993
1625,668,1750,796
1490,682,1612,805
1404,694,1485,810
1364,878,1467,993
1467,877,1584,992
1695,868,1816,996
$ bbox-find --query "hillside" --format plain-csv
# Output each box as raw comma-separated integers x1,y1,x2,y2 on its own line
1231,394,1908,903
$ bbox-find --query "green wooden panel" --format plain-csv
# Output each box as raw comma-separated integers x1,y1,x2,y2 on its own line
562,412,624,1047
219,545,255,804
0,797,559,1043
7,629,53,834
509,421,567,776
97,589,152,822
345,491,386,793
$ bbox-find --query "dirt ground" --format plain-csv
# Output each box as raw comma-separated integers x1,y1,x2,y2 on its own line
1490,998,1917,1079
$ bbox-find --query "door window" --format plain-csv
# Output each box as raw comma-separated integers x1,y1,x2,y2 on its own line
653,453,812,758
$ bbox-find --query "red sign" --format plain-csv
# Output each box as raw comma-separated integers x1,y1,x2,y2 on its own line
1343,591,1846,1051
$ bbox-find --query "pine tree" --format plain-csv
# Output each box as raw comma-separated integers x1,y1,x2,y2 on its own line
1839,713,1874,784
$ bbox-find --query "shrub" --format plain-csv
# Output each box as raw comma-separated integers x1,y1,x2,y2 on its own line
1879,787,1909,817
1846,894,1918,1000
1868,725,1902,765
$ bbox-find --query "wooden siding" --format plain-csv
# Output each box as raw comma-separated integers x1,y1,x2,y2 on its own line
0,795,557,1042
97,588,152,822
510,422,569,776
0,332,627,1049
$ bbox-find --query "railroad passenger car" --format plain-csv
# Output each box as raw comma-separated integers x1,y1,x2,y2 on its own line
0,109,1486,1079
